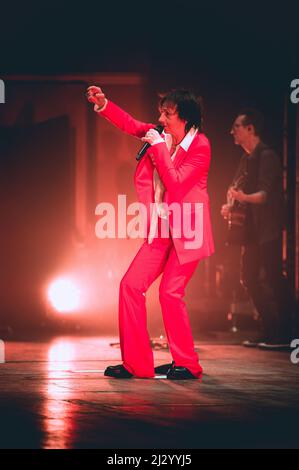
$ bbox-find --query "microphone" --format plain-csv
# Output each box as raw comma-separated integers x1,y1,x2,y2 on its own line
136,125,164,161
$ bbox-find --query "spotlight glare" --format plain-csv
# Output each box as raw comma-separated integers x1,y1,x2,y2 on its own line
48,278,80,313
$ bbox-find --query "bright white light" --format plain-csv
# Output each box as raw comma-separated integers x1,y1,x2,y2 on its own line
48,341,76,363
48,278,81,313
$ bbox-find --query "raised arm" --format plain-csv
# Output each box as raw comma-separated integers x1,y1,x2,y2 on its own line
86,85,154,138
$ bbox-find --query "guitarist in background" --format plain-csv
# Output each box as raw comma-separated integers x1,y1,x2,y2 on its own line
221,109,292,349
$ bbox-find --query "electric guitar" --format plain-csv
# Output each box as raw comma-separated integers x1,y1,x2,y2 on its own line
226,171,248,245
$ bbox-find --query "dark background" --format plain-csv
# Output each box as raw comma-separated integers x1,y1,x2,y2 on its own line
0,1,298,82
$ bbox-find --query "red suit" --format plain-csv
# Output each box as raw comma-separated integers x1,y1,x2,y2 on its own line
99,100,214,378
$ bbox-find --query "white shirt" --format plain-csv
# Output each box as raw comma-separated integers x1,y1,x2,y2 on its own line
148,127,198,243
153,127,198,218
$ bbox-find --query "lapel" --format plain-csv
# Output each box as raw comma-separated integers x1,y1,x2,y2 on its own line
173,131,199,168
173,145,187,169
134,133,199,200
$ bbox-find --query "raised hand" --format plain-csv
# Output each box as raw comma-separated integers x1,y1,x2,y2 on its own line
86,85,106,109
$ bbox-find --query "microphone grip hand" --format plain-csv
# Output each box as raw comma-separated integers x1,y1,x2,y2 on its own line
136,125,164,161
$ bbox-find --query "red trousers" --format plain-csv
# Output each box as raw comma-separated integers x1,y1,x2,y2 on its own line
119,233,203,378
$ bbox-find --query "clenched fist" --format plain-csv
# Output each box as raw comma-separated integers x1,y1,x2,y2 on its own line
141,129,164,146
86,85,106,109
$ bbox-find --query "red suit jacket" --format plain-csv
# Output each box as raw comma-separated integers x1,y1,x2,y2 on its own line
99,100,214,265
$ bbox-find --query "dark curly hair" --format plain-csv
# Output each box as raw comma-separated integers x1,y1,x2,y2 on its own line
158,89,203,133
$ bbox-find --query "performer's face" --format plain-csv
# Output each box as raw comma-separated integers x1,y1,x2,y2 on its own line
158,102,187,136
230,115,251,145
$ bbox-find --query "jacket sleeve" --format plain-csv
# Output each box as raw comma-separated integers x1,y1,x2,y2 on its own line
97,100,154,138
148,141,210,200
257,149,282,195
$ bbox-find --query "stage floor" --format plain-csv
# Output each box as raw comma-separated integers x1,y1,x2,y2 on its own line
0,336,298,449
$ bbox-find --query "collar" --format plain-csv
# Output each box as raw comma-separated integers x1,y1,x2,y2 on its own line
163,127,198,153
180,127,198,151
246,141,266,159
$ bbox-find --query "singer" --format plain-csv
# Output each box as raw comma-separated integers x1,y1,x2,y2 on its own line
86,86,214,380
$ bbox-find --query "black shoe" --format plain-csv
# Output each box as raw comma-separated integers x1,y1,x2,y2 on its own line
166,366,198,380
154,361,174,374
104,364,133,378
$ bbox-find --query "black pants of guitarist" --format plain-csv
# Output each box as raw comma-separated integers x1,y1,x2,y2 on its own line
241,237,292,342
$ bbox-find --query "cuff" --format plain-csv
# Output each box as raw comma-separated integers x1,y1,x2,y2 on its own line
94,99,108,113
151,136,165,146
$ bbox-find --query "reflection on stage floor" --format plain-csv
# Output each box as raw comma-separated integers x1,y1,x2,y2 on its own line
0,336,298,449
